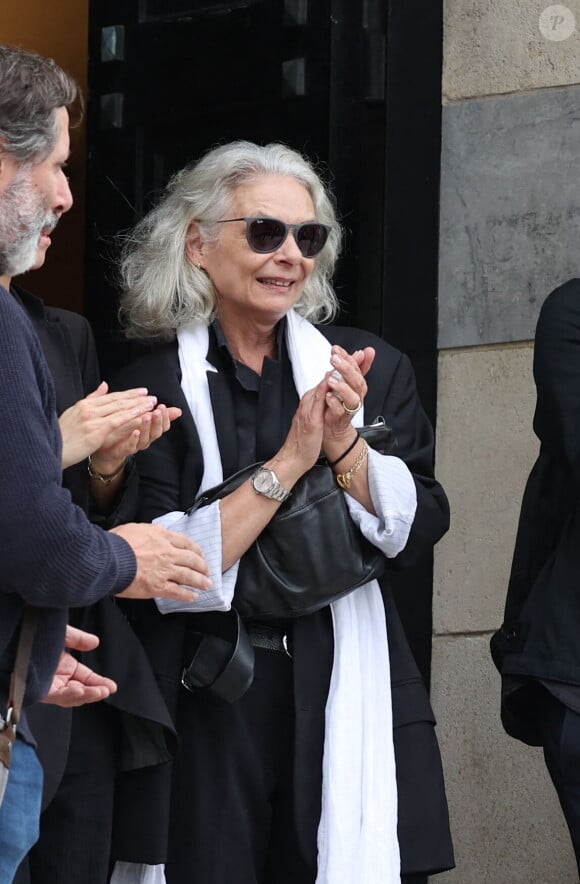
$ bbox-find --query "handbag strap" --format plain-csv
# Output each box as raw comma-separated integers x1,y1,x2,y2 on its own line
6,607,39,728
181,608,255,704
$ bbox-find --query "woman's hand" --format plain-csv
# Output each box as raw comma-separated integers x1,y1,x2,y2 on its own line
59,382,181,472
322,345,375,462
218,376,329,571
268,375,329,485
320,345,377,513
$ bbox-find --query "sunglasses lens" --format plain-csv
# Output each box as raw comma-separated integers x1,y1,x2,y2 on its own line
245,218,329,257
247,218,286,253
296,223,329,258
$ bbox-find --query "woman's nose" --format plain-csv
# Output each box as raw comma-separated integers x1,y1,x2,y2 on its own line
276,228,303,261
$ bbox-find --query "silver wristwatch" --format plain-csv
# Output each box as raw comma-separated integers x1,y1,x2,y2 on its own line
251,467,291,502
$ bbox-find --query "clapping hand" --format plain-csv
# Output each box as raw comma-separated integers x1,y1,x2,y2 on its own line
59,381,182,472
322,345,375,457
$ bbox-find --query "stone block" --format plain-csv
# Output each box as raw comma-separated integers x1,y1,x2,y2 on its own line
434,345,537,635
430,634,577,883
444,0,580,100
439,86,580,348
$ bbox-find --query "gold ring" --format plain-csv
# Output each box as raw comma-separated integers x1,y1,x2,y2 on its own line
342,399,362,415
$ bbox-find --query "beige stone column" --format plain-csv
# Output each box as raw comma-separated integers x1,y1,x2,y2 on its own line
432,346,576,882
432,1,580,879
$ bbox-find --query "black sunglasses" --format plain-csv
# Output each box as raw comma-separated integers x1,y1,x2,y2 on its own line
217,216,331,258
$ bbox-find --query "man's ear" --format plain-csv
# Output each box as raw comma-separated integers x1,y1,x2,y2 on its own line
0,142,17,193
185,221,205,269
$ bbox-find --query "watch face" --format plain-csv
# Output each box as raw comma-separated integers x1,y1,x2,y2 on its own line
254,469,275,495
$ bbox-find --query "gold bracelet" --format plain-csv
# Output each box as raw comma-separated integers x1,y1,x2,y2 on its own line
335,439,368,489
87,455,127,486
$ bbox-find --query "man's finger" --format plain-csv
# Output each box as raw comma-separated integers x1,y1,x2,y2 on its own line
85,381,109,399
73,661,118,693
156,584,201,603
52,684,114,707
166,565,212,590
65,625,100,652
162,528,207,557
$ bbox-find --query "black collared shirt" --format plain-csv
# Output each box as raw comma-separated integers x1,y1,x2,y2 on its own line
206,318,300,629
207,317,299,471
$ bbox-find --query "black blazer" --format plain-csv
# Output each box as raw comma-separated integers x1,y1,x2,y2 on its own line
492,279,580,744
15,288,176,807
112,323,454,875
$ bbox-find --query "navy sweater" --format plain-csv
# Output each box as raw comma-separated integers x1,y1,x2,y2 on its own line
0,286,136,739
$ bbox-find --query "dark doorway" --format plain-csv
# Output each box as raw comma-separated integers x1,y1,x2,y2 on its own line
86,0,442,684
86,0,389,346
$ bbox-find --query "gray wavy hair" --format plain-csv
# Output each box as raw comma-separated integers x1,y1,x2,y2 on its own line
0,45,78,163
119,141,342,340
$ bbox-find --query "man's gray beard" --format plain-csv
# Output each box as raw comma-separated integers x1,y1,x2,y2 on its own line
0,231,41,278
0,167,48,278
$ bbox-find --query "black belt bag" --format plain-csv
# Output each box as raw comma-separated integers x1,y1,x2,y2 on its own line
181,609,255,703
181,615,293,704
188,419,396,621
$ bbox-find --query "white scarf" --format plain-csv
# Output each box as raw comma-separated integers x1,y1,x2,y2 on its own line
177,309,400,883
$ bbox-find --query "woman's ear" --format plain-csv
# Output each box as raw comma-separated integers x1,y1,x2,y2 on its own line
185,221,205,269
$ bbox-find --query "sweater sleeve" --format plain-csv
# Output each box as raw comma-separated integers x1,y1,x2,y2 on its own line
0,291,136,606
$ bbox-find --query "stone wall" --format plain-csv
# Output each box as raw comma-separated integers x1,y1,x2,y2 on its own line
433,2,580,880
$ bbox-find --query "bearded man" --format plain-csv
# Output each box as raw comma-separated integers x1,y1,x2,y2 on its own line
0,45,211,881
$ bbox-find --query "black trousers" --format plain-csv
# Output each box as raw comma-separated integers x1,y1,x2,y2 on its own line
540,687,580,874
15,702,119,884
164,646,316,884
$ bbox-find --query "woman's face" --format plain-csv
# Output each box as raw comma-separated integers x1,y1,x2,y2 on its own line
199,174,317,329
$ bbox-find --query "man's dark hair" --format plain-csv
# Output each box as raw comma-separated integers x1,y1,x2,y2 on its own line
0,45,79,163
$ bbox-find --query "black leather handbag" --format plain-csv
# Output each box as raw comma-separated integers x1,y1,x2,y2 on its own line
188,419,396,620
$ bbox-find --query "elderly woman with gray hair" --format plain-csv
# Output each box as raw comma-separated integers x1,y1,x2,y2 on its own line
111,141,454,884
